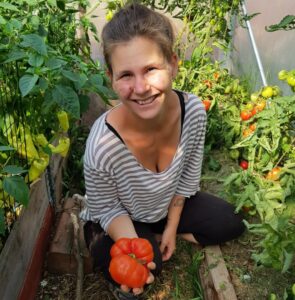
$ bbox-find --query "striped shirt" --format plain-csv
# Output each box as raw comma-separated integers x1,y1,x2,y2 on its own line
80,91,207,232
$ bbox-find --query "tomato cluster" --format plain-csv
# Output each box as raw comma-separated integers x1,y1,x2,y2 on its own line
109,238,154,288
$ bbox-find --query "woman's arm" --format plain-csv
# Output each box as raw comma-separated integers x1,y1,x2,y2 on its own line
160,194,185,261
107,215,138,241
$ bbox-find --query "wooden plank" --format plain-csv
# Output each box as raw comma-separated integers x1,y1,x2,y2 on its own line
18,205,54,300
0,155,64,300
0,176,50,300
203,245,237,300
47,197,93,275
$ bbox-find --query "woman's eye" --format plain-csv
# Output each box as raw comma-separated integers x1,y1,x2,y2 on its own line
147,67,156,72
120,73,131,78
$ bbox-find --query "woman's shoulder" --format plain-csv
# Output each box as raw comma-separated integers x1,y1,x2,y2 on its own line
178,90,206,116
84,112,122,169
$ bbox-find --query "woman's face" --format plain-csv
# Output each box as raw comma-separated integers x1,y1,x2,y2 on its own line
109,36,178,120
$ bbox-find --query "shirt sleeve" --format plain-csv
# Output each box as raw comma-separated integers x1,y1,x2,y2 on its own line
82,162,129,232
175,110,207,197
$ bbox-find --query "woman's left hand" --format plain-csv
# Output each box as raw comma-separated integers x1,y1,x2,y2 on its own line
159,226,177,261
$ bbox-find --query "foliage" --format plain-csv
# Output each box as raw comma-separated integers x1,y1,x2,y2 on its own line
265,15,295,32
223,77,295,272
0,0,116,242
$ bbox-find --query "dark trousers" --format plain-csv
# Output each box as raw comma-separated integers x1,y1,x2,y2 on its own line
83,191,245,282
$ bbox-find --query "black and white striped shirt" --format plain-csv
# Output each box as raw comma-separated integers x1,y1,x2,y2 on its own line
80,91,207,231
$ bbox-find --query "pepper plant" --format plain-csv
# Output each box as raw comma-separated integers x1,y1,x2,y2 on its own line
0,0,116,244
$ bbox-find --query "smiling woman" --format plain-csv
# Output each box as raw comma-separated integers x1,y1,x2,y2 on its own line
79,3,245,300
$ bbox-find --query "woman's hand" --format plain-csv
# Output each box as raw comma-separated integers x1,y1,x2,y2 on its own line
159,226,177,261
120,261,156,295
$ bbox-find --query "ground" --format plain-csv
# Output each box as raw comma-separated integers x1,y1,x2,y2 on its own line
36,150,295,300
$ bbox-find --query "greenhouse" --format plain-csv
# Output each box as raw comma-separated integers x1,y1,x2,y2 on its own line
0,0,294,299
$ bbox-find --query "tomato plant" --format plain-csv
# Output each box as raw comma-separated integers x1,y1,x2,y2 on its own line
109,238,154,288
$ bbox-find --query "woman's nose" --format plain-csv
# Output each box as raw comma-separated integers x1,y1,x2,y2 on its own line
133,75,150,94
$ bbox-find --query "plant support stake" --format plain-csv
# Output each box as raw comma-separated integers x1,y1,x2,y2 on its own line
242,1,267,87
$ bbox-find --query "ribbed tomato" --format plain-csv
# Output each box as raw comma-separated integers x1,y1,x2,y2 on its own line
109,238,154,288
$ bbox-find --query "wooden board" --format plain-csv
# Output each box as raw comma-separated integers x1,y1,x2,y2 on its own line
0,155,63,300
199,245,237,300
47,197,93,275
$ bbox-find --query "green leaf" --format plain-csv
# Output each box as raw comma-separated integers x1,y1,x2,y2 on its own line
0,2,19,11
2,165,27,175
52,85,80,118
23,0,38,5
265,15,295,32
0,15,6,25
19,74,39,97
282,250,293,273
62,70,81,82
28,53,44,67
47,0,57,7
4,50,27,63
3,175,29,206
45,58,67,70
20,34,47,56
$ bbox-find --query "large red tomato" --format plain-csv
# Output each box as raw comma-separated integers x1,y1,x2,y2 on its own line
109,238,154,288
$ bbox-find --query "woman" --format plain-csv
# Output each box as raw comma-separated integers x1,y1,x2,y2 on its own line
80,3,244,299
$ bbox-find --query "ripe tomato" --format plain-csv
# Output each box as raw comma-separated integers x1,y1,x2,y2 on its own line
242,128,253,138
266,167,281,181
202,99,211,111
109,238,154,288
249,123,256,131
251,107,258,116
240,110,252,121
255,100,266,111
203,79,212,89
239,160,249,170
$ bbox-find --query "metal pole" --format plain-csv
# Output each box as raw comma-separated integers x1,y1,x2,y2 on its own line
241,1,268,87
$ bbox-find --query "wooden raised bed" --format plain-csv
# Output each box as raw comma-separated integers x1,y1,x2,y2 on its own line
0,154,64,300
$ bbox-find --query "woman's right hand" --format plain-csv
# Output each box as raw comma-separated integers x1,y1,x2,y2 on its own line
120,261,156,295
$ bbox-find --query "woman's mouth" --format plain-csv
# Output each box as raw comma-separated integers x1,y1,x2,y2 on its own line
133,95,157,105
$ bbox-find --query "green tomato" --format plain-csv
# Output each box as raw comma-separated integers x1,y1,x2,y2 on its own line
229,149,240,160
287,75,295,87
250,92,259,102
278,70,288,80
261,86,273,98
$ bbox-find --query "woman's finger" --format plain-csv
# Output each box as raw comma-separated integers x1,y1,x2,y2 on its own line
120,284,130,293
146,272,155,284
147,261,156,270
133,287,143,295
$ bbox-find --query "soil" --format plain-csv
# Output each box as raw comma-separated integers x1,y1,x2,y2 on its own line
36,149,295,300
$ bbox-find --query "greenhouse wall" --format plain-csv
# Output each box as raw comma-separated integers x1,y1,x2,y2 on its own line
228,0,295,95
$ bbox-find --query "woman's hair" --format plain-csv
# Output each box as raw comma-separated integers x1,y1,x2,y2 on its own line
102,2,175,73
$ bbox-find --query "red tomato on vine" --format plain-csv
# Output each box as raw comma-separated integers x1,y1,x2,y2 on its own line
240,110,252,121
202,99,211,111
239,160,249,170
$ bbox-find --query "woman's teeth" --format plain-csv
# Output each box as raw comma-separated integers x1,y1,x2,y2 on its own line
136,96,156,105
